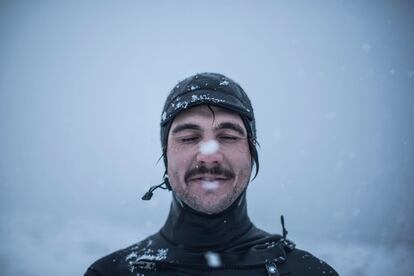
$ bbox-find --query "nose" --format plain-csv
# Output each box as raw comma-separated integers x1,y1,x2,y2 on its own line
196,140,223,164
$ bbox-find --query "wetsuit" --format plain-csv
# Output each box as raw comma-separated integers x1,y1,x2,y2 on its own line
84,192,338,276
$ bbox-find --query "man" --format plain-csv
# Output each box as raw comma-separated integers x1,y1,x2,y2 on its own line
84,73,339,275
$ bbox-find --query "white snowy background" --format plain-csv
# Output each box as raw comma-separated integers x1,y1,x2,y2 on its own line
1,1,413,275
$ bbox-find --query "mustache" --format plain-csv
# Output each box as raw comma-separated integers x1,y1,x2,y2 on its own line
185,164,235,182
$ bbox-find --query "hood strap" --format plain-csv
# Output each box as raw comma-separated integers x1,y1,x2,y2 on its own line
141,177,172,200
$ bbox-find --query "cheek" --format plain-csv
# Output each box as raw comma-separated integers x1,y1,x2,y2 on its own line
226,144,251,168
167,147,193,175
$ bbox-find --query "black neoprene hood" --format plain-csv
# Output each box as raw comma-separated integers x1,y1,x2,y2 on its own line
160,72,256,151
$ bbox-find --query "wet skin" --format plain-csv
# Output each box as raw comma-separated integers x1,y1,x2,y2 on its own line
167,105,252,214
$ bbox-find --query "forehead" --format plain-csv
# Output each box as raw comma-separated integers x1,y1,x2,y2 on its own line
170,105,244,127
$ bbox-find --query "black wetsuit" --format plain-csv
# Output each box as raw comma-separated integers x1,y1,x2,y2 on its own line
84,193,338,275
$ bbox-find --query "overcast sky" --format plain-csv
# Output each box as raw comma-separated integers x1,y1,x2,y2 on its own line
1,1,413,275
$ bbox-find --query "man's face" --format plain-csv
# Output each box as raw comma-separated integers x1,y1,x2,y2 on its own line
167,105,252,214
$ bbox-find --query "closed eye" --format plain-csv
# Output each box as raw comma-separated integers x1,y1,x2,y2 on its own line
180,136,200,143
219,136,239,142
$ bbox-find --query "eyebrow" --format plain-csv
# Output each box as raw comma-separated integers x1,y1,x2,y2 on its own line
171,121,246,136
214,122,246,136
171,123,202,134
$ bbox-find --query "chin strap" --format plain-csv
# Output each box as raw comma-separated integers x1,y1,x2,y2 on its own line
141,176,172,200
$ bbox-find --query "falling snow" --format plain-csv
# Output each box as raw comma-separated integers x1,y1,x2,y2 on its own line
3,3,413,276
361,43,371,53
205,251,222,267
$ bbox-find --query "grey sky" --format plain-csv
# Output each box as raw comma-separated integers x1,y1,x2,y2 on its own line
1,1,413,275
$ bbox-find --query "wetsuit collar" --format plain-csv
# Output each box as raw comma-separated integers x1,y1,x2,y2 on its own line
160,191,252,252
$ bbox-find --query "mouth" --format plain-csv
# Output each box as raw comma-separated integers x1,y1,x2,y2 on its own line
188,175,232,192
188,175,231,182
184,165,235,188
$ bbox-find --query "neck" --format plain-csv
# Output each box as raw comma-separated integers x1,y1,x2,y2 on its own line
160,191,252,252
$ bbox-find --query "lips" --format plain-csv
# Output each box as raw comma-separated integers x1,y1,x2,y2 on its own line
184,164,235,185
188,175,231,182
188,175,232,192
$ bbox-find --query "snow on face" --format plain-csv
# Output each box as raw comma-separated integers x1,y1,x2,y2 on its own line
201,180,220,191
199,140,219,155
198,140,221,191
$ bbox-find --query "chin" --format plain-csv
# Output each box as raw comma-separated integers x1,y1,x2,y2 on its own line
199,196,234,214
